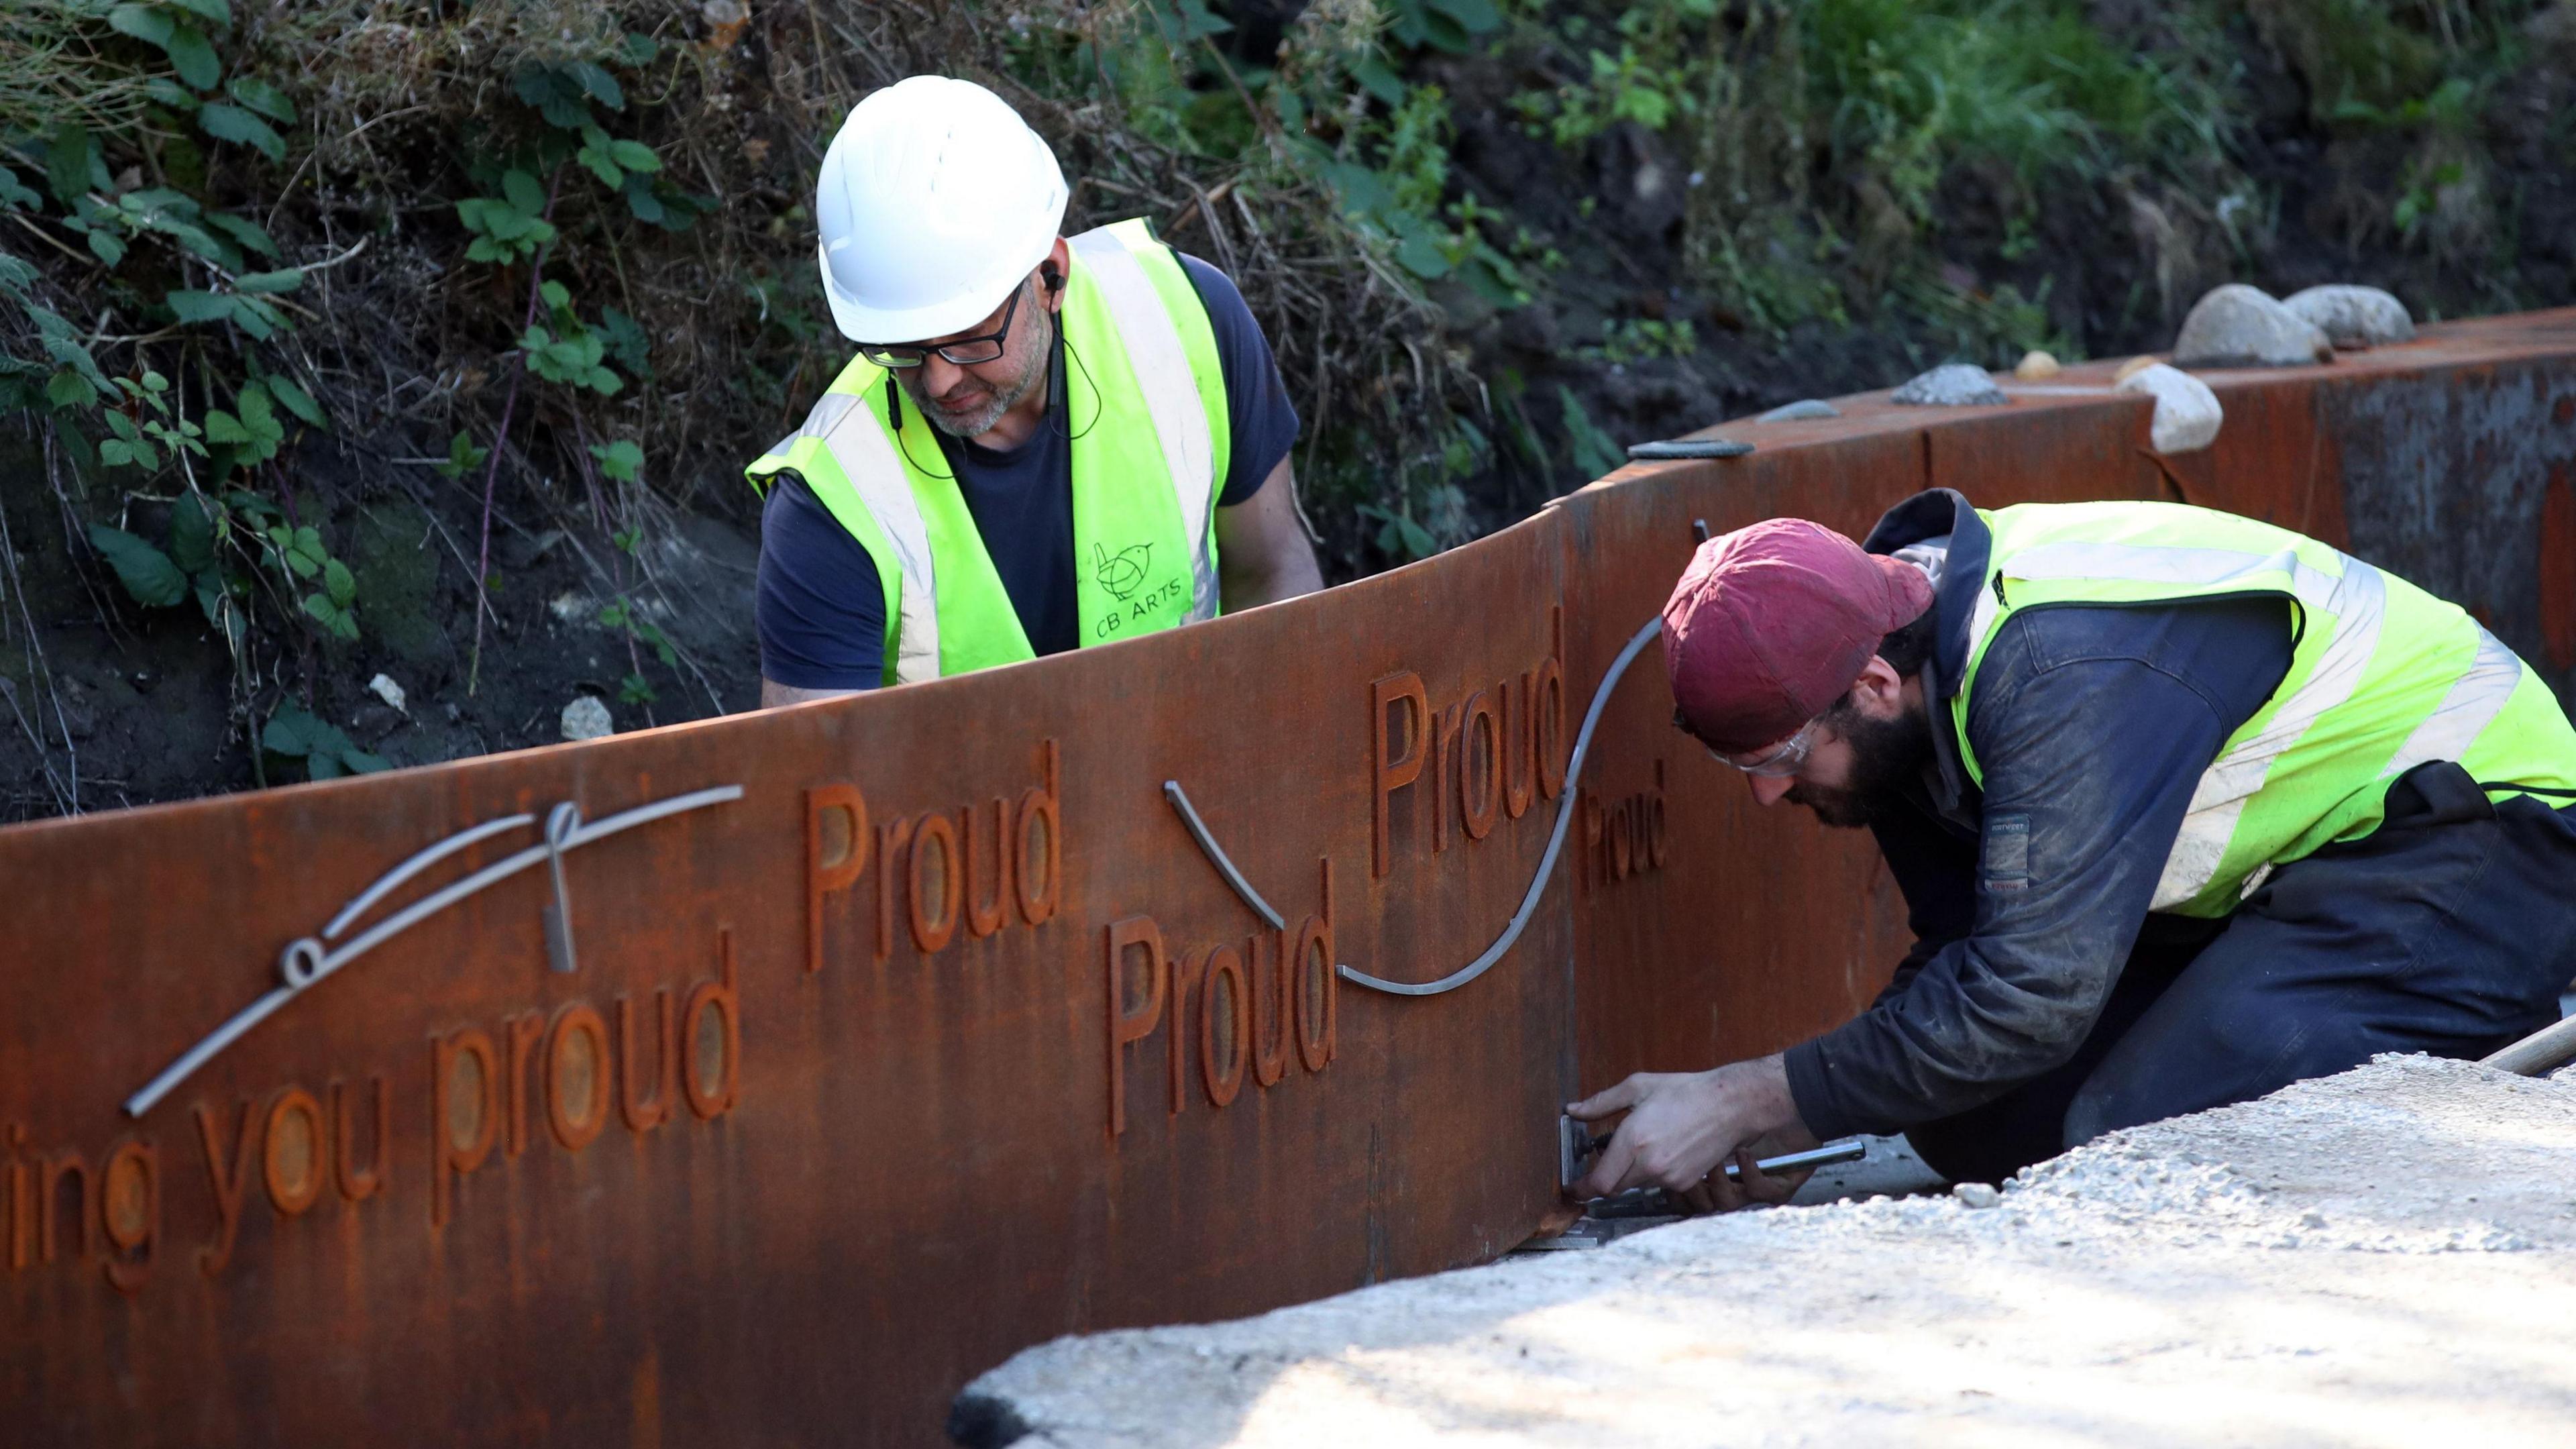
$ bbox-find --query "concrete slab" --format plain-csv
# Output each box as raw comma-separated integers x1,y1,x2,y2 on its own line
957,1055,2576,1447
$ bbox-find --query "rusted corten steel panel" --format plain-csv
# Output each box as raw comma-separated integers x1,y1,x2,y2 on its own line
2,311,2571,1445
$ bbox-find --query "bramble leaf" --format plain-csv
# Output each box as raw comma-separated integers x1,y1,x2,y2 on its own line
206,212,279,257
170,492,217,575
166,288,233,323
267,374,325,428
108,5,175,48
89,525,189,606
199,103,286,161
164,23,219,91
589,437,643,481
227,76,296,123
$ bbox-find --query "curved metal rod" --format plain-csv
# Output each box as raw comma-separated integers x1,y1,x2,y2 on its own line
1162,780,1287,930
323,812,537,940
125,784,745,1118
1338,615,1664,997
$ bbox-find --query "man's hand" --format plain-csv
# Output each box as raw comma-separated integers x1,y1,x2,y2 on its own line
1567,1054,1817,1208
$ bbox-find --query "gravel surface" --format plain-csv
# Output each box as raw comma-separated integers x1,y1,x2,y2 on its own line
958,1055,2576,1447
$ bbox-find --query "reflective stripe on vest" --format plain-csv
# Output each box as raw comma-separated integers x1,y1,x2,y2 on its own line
763,388,943,683
1951,502,2576,916
1068,226,1220,623
745,219,1228,685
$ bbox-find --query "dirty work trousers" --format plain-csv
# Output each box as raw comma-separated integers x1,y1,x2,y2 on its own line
1904,762,2576,1187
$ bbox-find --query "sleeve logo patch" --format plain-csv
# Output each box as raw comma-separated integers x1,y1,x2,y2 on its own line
1983,813,2031,891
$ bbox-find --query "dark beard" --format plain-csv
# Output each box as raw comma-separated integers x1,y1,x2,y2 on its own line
1786,704,1931,830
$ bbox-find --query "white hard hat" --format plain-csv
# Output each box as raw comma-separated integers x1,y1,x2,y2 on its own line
814,76,1069,344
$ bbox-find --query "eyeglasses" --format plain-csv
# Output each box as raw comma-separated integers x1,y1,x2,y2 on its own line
857,284,1026,369
1709,718,1825,777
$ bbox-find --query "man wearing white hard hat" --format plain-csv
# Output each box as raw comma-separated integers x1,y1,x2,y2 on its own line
747,76,1322,699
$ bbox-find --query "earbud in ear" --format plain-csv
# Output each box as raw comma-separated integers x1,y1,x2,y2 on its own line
1041,265,1063,295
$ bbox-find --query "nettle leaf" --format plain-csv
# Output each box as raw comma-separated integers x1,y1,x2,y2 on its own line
142,77,199,111
607,139,659,174
321,555,356,608
227,76,295,123
108,4,175,47
267,374,325,428
164,23,220,91
502,168,546,215
233,267,302,293
89,525,188,607
199,103,286,161
83,227,127,266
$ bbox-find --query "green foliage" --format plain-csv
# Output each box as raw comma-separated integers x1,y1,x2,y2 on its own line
1555,386,1626,480
85,491,246,643
432,429,490,480
1585,318,1699,365
260,703,388,780
457,170,557,264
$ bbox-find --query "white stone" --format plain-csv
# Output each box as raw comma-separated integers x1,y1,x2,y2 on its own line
2116,362,2224,454
1889,363,2008,407
2282,284,2416,349
1952,1181,2001,1209
2171,284,2334,368
560,695,613,742
1754,398,1840,422
2012,350,2060,380
366,673,407,714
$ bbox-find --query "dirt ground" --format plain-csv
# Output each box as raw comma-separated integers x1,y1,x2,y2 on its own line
956,1054,2576,1448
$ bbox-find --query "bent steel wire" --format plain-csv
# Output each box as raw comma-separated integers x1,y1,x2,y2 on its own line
1161,780,1287,930
1167,614,1666,999
122,784,744,1118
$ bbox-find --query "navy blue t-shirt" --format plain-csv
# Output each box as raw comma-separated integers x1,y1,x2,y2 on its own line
757,254,1300,690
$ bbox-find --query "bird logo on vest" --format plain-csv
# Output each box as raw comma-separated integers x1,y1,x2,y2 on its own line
1093,541,1152,601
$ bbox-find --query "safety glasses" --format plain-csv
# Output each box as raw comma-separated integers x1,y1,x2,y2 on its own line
1708,717,1825,777
858,284,1026,369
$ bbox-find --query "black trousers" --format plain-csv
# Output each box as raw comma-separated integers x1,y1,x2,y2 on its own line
1907,763,2576,1187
